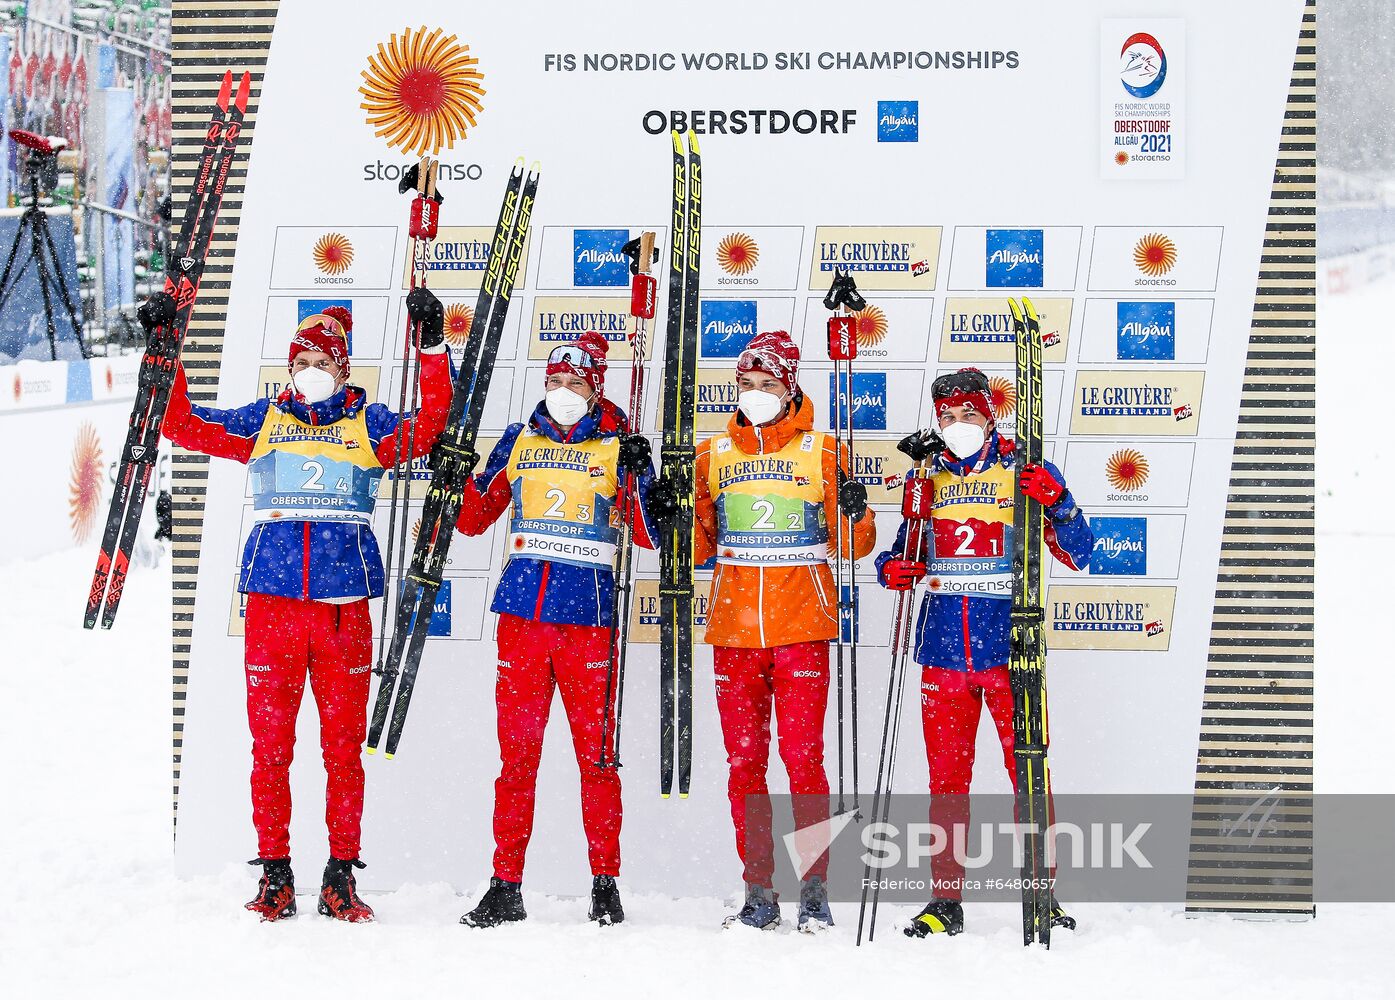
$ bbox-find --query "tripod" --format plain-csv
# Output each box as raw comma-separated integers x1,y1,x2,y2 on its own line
0,147,86,361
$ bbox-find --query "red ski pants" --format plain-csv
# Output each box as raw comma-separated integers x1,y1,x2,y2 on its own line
713,641,831,887
491,613,621,882
920,664,1055,900
243,593,373,862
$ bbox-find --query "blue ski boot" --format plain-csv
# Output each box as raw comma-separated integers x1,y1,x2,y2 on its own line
797,875,833,932
723,883,781,929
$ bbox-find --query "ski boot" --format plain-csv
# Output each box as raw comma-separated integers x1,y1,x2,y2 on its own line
1046,895,1077,932
317,857,374,922
461,876,527,928
245,858,296,922
588,875,625,926
797,875,833,932
904,897,964,938
722,883,781,930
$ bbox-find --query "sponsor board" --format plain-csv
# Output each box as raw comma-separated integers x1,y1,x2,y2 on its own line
1087,226,1222,291
1047,584,1175,651
376,433,502,505
939,297,1072,363
415,294,520,364
0,359,68,410
263,296,390,361
1079,298,1213,364
947,227,1083,291
854,436,927,507
806,226,941,291
810,366,927,437
1100,19,1186,179
383,362,514,432
398,225,533,291
698,298,798,359
85,352,143,403
828,371,887,431
535,225,664,289
797,296,932,363
269,227,398,289
629,577,709,644
702,226,803,289
1051,512,1186,580
1061,440,1195,508
695,366,742,433
530,296,638,360
1069,369,1205,436
257,364,381,406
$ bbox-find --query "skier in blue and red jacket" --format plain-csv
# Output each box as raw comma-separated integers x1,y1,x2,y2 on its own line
874,368,1093,940
452,331,660,930
150,287,452,923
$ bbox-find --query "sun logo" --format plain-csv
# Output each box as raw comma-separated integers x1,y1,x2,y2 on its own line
1115,151,1129,166
716,232,759,276
12,373,21,403
1106,448,1150,492
851,304,888,347
69,422,104,544
1133,233,1177,277
443,303,474,347
104,365,114,393
988,376,1016,420
359,25,486,155
411,518,421,542
313,233,355,276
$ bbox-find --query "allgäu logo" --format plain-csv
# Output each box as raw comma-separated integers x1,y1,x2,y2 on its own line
830,371,887,431
1116,301,1175,361
877,100,919,143
1089,517,1147,576
985,229,1044,288
700,300,758,357
573,229,631,287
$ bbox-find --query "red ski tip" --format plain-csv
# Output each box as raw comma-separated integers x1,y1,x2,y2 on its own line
217,70,232,110
235,71,251,113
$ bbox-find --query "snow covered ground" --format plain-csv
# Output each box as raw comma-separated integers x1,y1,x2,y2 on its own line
1,280,1389,997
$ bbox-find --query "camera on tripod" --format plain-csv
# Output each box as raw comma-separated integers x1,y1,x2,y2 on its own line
8,129,69,197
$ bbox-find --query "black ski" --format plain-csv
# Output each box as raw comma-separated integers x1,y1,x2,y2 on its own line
367,161,538,758
658,131,700,798
84,70,250,629
1008,296,1052,947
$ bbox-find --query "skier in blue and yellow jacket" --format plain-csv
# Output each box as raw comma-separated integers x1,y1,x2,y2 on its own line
874,368,1092,939
452,331,660,930
151,287,452,923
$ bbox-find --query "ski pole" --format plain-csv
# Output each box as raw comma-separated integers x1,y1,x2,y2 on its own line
599,231,658,769
856,429,941,946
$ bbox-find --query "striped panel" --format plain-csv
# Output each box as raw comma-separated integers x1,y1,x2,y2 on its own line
1186,0,1316,917
171,1,279,828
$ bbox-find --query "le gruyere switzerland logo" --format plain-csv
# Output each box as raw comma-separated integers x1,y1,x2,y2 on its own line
1133,233,1177,277
851,304,887,348
313,233,355,276
1106,448,1150,492
716,232,760,276
69,421,104,544
359,26,486,155
444,303,474,347
1119,32,1167,100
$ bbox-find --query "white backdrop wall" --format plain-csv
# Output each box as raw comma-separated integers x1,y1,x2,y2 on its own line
174,0,1307,896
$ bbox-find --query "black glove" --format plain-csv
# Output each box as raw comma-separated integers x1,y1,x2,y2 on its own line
406,286,445,350
137,291,176,334
897,428,947,463
647,477,682,524
838,477,868,522
617,434,652,476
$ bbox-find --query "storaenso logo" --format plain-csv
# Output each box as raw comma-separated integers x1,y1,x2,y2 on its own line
573,229,630,287
985,229,1044,288
362,160,483,183
876,100,919,143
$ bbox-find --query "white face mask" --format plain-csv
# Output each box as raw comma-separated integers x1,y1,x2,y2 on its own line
291,366,337,404
941,420,987,460
738,388,786,426
546,385,591,426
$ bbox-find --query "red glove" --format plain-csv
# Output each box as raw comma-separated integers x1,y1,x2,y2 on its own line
1020,463,1064,506
882,558,928,592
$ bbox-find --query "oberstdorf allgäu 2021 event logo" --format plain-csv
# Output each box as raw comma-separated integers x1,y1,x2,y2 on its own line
1119,32,1167,99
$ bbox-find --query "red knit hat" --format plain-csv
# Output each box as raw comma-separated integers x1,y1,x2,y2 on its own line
546,330,609,397
931,367,994,423
289,307,352,376
735,330,800,395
